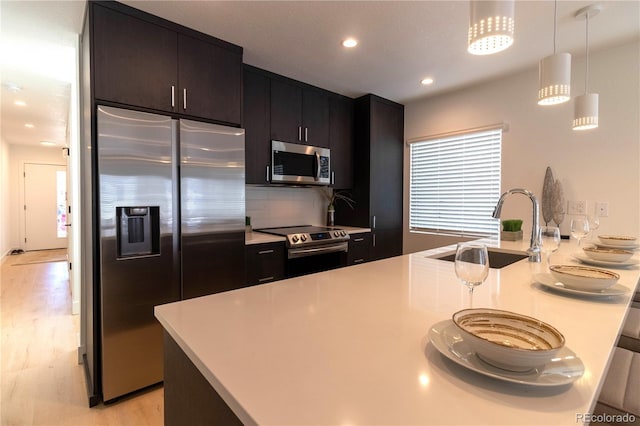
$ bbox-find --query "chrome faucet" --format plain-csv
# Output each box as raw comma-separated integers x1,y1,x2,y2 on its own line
492,188,541,262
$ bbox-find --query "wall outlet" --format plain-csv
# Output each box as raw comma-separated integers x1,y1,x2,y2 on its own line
567,200,586,215
596,202,609,217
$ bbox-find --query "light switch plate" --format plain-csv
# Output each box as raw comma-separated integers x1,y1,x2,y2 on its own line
567,200,586,215
596,202,609,217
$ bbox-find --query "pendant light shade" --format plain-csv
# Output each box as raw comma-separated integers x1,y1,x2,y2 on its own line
573,4,601,131
538,53,571,105
573,93,599,130
538,1,571,105
468,0,515,55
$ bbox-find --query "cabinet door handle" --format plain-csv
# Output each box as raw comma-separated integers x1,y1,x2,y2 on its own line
183,88,187,110
331,171,335,185
353,258,364,264
258,249,274,255
305,127,308,142
298,126,302,142
258,276,275,283
353,238,364,242
171,86,175,108
372,215,376,229
266,165,270,182
373,233,376,247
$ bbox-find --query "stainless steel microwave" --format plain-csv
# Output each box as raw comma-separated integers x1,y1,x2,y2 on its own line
271,140,330,185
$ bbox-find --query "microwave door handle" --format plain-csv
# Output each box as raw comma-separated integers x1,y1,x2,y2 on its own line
314,151,320,181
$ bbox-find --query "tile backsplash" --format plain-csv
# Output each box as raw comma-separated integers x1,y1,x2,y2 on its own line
246,186,328,229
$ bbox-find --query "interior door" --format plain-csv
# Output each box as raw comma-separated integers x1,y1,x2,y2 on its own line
23,163,68,251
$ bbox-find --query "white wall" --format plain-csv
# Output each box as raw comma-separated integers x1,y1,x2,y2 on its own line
0,136,10,258
7,144,67,251
246,186,327,229
404,40,640,253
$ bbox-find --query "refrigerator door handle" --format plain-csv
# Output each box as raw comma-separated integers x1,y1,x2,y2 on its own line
183,88,187,110
171,86,175,108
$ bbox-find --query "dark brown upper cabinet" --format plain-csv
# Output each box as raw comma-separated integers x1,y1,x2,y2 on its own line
91,2,242,126
270,78,329,148
243,65,271,184
329,94,354,189
92,4,177,113
177,34,242,125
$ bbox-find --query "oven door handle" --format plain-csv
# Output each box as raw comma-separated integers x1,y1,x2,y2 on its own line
288,242,348,259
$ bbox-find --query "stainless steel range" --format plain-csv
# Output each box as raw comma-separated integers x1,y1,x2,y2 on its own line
256,225,350,276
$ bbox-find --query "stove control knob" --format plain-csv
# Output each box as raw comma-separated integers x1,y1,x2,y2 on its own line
340,231,347,237
301,235,307,242
291,235,299,243
333,231,340,237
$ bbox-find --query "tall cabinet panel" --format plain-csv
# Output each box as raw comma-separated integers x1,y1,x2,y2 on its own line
243,66,271,184
335,94,404,261
329,94,354,188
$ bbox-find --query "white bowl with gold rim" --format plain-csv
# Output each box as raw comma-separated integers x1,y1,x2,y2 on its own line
583,246,634,263
598,235,637,247
452,308,565,372
549,265,620,291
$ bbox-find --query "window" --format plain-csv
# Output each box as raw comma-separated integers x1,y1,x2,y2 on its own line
409,126,502,237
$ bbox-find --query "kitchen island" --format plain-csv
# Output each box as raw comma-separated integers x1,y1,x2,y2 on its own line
155,238,639,425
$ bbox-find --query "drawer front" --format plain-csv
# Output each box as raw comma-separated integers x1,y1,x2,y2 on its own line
246,242,285,285
347,233,372,265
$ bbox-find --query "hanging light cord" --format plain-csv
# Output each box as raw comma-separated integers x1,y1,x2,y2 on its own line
584,11,590,94
553,0,557,54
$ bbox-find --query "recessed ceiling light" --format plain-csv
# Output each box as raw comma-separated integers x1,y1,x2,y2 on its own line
342,38,358,48
421,77,434,85
40,141,56,146
25,123,35,128
14,100,27,107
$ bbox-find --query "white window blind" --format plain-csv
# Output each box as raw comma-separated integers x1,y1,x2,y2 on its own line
409,127,502,237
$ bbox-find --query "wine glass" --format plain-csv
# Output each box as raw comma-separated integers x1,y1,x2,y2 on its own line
539,226,561,268
588,209,600,243
454,243,489,307
570,217,590,247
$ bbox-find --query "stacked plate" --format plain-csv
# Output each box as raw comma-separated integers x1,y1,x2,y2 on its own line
534,264,628,298
574,235,639,268
596,235,638,248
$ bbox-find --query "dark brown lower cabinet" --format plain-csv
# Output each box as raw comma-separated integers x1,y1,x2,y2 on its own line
164,332,242,425
245,242,285,285
348,232,372,265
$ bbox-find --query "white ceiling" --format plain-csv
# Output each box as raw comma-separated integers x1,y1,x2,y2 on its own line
2,1,639,148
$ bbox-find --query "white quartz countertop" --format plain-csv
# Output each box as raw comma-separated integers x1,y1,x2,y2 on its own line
156,238,639,425
245,226,370,245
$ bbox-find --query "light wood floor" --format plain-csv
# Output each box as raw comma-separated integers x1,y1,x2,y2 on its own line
1,251,163,425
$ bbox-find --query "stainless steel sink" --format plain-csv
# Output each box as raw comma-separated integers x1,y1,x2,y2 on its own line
429,248,528,269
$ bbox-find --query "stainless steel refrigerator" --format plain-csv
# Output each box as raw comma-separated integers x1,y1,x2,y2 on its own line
97,105,245,402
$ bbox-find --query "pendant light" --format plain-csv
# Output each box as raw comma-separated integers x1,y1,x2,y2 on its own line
573,4,601,130
538,0,571,105
468,0,515,55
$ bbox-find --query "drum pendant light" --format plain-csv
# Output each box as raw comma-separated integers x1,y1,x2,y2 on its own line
468,0,515,55
573,4,601,130
538,1,571,105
